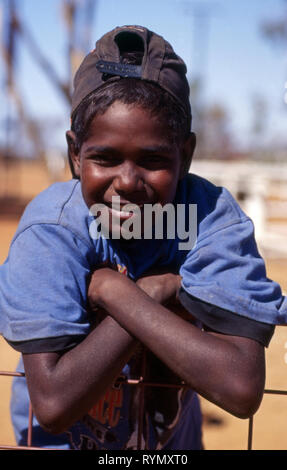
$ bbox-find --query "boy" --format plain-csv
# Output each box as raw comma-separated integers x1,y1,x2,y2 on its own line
0,25,285,450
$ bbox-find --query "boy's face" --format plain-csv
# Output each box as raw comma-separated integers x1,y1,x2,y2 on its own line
68,101,195,237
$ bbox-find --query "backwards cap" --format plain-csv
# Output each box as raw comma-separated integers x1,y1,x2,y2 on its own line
71,25,191,118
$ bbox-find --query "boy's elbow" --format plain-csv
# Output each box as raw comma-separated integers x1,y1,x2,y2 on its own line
230,393,262,420
228,376,265,419
33,397,72,435
39,416,69,436
225,344,266,420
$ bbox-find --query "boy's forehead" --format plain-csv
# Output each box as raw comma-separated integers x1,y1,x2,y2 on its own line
71,25,191,120
84,102,178,148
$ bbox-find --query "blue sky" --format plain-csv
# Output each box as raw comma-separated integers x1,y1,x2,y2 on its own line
1,0,287,153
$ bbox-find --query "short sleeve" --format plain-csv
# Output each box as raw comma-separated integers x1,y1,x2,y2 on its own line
179,218,286,325
178,289,275,346
0,224,94,352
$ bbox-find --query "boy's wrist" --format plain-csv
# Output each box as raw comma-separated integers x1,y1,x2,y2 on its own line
88,267,129,310
136,272,182,304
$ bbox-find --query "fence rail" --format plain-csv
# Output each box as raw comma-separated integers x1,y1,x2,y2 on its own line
0,369,286,451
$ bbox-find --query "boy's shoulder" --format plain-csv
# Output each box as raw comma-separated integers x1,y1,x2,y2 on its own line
181,173,250,235
13,179,91,244
183,172,244,211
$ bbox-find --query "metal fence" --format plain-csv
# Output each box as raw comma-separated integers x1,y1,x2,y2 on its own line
0,367,286,451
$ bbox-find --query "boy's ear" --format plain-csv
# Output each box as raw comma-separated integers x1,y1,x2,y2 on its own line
66,130,81,179
180,132,196,179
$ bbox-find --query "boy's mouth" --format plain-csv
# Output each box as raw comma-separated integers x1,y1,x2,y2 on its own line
105,201,144,220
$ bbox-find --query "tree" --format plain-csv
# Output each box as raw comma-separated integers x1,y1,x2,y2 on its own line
261,0,287,48
0,0,97,178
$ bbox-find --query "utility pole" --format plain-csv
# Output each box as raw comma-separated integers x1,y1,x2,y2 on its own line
179,1,218,85
178,0,220,156
0,0,97,187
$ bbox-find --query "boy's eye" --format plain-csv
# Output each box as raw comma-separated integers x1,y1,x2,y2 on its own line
88,154,119,166
140,155,171,169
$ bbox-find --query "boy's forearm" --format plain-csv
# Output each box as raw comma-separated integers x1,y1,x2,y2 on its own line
95,270,265,419
23,315,138,434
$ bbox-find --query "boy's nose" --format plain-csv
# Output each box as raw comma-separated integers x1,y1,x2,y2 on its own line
113,162,145,196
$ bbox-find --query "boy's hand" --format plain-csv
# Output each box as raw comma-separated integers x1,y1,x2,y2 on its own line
88,266,181,308
136,269,182,305
88,266,193,322
88,266,121,311
136,269,195,322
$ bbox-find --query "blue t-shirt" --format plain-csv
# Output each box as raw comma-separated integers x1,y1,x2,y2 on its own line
0,173,285,450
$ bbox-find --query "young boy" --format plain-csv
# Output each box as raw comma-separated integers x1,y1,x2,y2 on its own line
0,25,285,450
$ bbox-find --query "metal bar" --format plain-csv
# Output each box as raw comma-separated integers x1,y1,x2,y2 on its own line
247,416,253,450
27,401,33,447
0,445,63,450
125,379,185,388
137,348,147,450
1,371,286,393
264,389,287,395
0,370,25,377
0,367,287,451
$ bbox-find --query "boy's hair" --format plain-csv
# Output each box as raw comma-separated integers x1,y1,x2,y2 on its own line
69,25,192,177
71,77,191,152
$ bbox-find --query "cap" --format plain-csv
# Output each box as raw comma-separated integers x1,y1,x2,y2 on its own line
71,25,191,118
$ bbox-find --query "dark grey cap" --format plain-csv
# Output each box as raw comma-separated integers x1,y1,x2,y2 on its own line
71,25,191,118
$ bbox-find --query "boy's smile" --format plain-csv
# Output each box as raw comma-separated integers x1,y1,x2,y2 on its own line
69,101,194,236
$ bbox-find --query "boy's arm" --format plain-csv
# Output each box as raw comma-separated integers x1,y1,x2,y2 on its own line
22,314,138,434
88,267,265,420
21,269,185,436
22,265,264,435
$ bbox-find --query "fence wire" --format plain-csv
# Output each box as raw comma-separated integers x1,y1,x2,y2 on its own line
0,369,286,451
